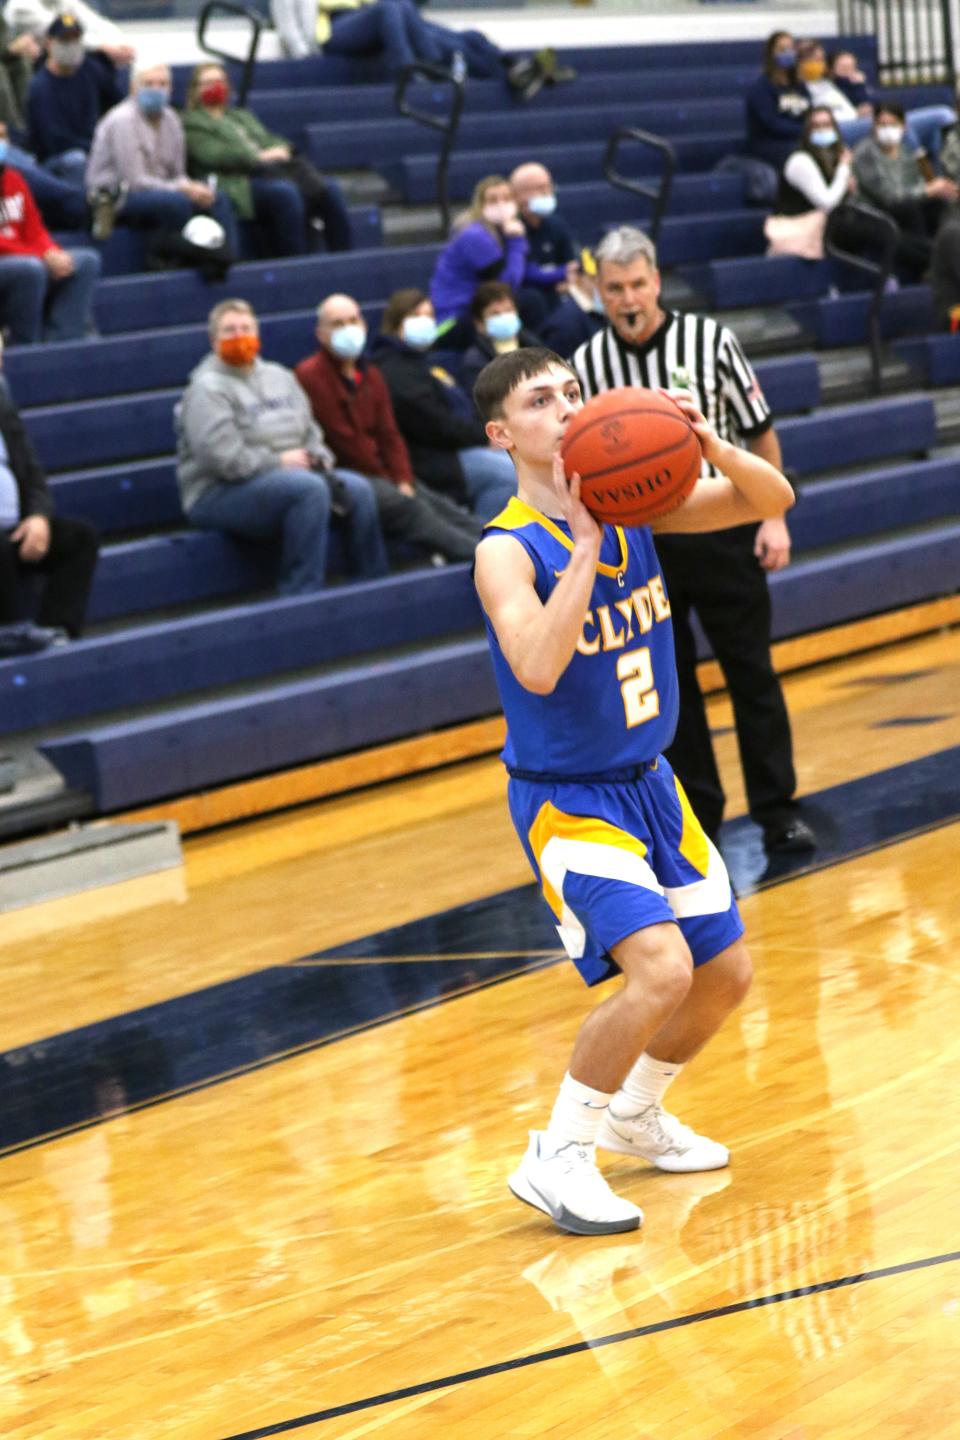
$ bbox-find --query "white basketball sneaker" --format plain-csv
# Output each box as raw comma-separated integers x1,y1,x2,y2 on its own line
508,1131,643,1236
596,1103,729,1172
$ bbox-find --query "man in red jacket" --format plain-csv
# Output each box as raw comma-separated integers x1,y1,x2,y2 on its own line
295,292,481,563
0,135,100,343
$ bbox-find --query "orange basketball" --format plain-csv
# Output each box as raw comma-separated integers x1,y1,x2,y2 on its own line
560,387,702,526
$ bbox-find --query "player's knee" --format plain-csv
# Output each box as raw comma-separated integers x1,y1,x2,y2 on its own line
715,939,753,1009
619,926,693,1013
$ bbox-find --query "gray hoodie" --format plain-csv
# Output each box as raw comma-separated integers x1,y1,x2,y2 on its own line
176,352,334,513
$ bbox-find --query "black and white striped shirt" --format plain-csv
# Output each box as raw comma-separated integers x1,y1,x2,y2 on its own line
573,311,772,479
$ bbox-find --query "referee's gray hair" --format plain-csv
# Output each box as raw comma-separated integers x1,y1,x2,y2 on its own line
595,226,658,271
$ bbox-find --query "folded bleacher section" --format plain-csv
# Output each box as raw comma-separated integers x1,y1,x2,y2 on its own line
2,35,958,830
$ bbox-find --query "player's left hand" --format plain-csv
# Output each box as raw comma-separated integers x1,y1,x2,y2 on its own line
662,391,725,466
754,516,791,571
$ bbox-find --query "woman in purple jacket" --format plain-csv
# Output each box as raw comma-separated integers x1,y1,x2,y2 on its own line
429,174,549,342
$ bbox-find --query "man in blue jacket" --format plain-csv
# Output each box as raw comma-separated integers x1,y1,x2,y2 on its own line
27,14,123,187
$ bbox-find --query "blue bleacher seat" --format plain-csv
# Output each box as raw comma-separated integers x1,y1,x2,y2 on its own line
778,395,937,476
894,335,960,385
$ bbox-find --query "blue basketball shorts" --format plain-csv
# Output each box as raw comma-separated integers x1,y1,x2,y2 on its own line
508,756,744,987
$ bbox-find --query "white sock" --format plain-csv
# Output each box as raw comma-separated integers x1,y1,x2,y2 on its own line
611,1052,683,1118
543,1072,612,1151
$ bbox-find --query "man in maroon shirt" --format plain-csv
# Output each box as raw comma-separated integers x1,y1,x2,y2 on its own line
0,134,100,343
295,292,481,563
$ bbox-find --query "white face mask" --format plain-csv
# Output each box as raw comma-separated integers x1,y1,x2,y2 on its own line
482,200,518,227
527,193,557,218
876,124,904,148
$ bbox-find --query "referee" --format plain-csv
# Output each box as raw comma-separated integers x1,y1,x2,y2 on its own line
573,226,815,855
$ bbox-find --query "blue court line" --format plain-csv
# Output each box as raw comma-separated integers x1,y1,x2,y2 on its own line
218,1248,960,1438
0,743,958,1158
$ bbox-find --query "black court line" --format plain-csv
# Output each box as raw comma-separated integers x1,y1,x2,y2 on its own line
219,1249,960,1439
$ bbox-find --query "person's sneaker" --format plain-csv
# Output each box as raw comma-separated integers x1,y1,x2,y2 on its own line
506,56,546,103
596,1104,729,1172
90,186,122,241
508,1130,643,1235
763,816,816,855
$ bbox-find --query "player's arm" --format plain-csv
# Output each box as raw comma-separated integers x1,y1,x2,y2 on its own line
651,398,794,534
475,457,602,695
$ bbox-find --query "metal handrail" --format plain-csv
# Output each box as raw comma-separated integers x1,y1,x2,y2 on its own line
602,126,676,246
197,0,264,107
824,200,900,395
395,61,466,236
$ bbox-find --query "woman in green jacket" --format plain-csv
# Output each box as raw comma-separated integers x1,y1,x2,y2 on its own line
182,62,353,255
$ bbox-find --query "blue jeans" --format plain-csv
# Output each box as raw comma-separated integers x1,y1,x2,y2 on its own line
0,248,100,344
325,1,421,69
250,175,306,256
839,105,956,161
187,466,387,594
120,187,240,256
6,143,88,229
457,446,516,521
45,148,89,188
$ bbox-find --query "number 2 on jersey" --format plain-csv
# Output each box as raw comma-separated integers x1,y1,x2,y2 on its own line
616,647,660,728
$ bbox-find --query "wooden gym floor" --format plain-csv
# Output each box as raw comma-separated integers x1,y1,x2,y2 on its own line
0,628,958,1439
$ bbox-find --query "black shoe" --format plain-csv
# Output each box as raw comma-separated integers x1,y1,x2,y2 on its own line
763,817,817,855
507,56,546,102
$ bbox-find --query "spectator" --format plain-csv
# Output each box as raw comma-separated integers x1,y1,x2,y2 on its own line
853,102,957,276
539,264,604,357
460,280,540,397
0,142,99,342
27,15,124,188
0,115,88,229
177,299,387,594
3,0,134,68
182,62,351,258
929,213,960,330
745,30,812,169
771,106,933,281
430,174,548,339
85,61,237,248
574,226,815,855
271,0,569,100
373,287,515,521
932,109,960,198
509,160,578,309
0,10,37,133
798,39,954,162
0,336,98,637
295,292,482,563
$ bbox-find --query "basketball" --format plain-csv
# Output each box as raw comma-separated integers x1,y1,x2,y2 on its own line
560,387,702,526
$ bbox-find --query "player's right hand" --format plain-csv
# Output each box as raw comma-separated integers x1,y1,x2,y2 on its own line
553,453,602,549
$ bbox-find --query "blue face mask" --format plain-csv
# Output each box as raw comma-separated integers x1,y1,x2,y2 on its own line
486,311,521,341
0,139,8,166
810,128,838,147
136,86,169,116
330,323,367,360
527,193,557,218
401,314,438,350
774,49,797,68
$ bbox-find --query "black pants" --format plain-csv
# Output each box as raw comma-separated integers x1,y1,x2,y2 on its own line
0,516,100,637
367,475,482,562
655,526,797,841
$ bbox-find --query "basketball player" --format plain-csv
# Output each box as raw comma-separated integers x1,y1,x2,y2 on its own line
473,348,794,1236
574,226,816,855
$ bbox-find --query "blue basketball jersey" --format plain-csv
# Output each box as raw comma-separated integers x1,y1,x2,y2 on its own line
479,496,679,775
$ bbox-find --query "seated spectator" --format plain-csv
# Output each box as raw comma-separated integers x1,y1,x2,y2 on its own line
745,30,812,169
460,281,541,397
295,292,482,563
27,14,124,188
539,264,604,357
0,10,37,133
929,213,960,330
372,287,515,521
510,160,578,311
797,39,954,162
177,299,387,594
0,141,99,342
86,61,237,248
3,0,134,68
0,116,88,231
182,62,351,258
0,337,98,637
271,0,569,100
431,175,548,340
853,103,957,278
